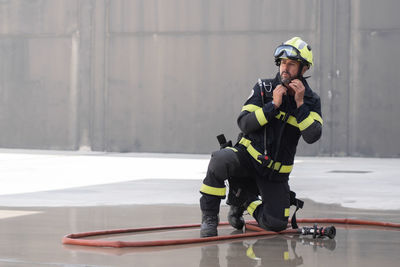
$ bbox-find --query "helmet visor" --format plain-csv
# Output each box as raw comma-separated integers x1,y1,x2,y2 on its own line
274,45,301,61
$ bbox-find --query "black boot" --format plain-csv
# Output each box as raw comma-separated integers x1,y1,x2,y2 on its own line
200,214,219,237
226,184,247,230
227,205,245,230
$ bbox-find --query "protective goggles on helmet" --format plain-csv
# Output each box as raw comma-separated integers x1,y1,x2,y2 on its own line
274,45,309,65
274,45,305,62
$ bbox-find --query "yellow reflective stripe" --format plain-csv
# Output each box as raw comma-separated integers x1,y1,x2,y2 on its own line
255,108,268,126
239,137,251,147
239,137,293,173
310,111,323,125
275,111,298,128
241,104,268,126
298,111,323,131
286,115,298,128
246,144,263,164
246,245,260,260
275,111,323,131
239,138,262,163
241,104,260,112
298,115,314,131
226,147,238,152
284,251,290,260
279,165,293,173
276,111,286,119
247,200,262,216
267,161,293,173
200,184,226,197
284,208,290,217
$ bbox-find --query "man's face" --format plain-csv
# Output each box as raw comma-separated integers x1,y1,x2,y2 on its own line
279,58,301,84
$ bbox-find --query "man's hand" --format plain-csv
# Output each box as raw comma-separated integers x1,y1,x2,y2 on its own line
289,79,305,108
272,85,287,109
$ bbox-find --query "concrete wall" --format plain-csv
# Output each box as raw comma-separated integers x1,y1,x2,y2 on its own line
0,0,399,157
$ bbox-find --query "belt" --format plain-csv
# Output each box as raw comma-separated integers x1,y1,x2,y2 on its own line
238,137,293,174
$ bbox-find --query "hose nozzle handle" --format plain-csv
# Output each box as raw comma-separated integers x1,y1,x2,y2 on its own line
301,224,336,239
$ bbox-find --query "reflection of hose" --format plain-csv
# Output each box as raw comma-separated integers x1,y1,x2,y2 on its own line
62,218,400,248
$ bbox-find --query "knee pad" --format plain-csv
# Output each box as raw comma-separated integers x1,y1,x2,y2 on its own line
260,214,288,232
208,150,235,179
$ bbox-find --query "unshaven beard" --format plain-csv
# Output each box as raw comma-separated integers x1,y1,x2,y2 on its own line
280,71,293,85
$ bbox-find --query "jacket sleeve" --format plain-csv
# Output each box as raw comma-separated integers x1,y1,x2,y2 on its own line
293,94,323,144
237,83,278,134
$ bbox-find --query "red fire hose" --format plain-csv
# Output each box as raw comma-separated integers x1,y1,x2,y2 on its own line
62,218,400,248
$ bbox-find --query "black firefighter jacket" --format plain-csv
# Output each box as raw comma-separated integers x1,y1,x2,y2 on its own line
236,73,323,181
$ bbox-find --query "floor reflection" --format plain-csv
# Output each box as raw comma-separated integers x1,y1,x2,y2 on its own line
200,235,336,267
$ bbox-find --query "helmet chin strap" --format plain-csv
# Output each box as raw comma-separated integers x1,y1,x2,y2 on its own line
297,62,305,78
297,61,312,80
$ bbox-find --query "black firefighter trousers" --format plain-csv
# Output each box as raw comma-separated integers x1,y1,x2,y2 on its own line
200,148,291,232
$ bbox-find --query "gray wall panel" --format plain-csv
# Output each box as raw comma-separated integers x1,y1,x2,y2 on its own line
0,0,399,157
109,0,317,33
350,31,400,157
355,0,400,30
0,37,73,149
0,0,78,35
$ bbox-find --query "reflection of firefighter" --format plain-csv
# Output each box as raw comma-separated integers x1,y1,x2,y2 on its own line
228,237,303,267
199,245,220,267
200,236,336,267
199,36,322,237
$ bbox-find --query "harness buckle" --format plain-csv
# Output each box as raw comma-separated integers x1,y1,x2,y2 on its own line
257,154,272,167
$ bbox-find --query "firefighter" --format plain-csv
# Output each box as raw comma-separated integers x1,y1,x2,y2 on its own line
199,37,323,237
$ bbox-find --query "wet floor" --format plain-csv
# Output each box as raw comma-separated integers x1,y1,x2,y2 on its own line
1,200,399,267
0,151,399,266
